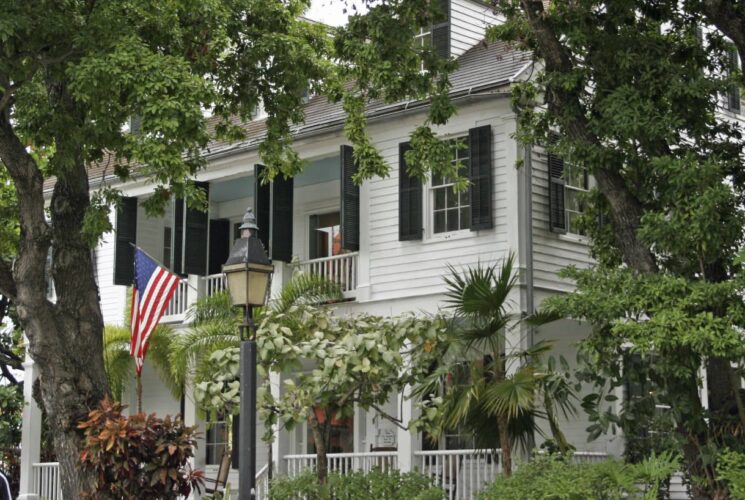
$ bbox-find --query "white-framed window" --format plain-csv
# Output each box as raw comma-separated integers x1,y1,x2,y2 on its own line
564,168,588,236
205,419,229,465
430,139,471,234
308,211,341,260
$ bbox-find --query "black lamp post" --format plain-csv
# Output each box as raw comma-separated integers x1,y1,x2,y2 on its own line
223,208,274,500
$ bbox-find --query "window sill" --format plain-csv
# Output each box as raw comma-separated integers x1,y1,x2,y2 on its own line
424,228,477,244
558,233,589,245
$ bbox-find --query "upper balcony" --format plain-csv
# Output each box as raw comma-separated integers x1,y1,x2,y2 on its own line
109,149,361,325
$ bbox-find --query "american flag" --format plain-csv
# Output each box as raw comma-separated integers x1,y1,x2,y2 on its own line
130,247,181,374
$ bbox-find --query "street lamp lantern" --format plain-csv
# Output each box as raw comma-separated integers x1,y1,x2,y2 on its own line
223,208,273,310
222,207,274,500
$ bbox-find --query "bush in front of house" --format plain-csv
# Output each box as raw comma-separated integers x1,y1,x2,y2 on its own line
478,452,679,499
269,469,444,500
78,398,204,499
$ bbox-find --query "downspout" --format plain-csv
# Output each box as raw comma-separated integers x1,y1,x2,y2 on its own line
523,143,535,349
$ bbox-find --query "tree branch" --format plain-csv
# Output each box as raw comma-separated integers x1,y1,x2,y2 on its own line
519,0,657,273
701,0,745,87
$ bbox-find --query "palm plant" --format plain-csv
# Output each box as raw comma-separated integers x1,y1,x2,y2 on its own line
103,324,181,403
418,254,577,477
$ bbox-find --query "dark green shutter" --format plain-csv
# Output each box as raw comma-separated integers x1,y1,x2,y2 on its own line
183,182,209,276
547,152,566,233
340,145,360,251
173,198,184,275
727,47,741,113
468,125,493,230
114,197,138,285
254,165,271,253
208,219,230,275
398,142,423,241
272,175,294,262
432,0,450,59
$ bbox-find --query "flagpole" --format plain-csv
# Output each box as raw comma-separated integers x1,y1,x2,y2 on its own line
136,371,143,413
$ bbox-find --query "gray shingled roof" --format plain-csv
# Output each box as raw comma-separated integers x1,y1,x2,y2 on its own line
50,40,531,191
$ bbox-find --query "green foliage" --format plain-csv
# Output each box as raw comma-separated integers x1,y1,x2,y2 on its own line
269,469,444,500
103,324,180,401
716,449,745,499
0,384,22,494
478,452,680,500
415,256,578,464
193,347,241,422
78,398,204,499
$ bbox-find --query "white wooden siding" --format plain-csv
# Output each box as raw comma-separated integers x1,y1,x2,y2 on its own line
450,0,500,58
365,99,516,302
531,147,594,293
96,207,126,325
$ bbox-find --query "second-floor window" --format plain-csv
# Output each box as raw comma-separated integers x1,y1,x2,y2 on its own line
430,140,471,234
564,168,589,235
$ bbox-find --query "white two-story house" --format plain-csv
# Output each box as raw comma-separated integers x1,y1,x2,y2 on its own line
19,4,743,499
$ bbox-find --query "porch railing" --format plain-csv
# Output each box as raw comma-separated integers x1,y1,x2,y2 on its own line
32,462,62,500
205,273,226,297
256,463,270,499
284,451,397,478
415,449,502,500
162,279,189,321
300,252,358,296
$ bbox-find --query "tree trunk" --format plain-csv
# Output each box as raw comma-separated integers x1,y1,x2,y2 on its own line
497,415,512,477
0,92,110,498
309,412,329,485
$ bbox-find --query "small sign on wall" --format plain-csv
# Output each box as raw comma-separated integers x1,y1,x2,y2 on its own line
377,428,396,447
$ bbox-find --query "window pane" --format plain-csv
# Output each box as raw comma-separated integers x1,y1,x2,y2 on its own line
434,211,446,233
460,207,471,230
434,188,446,210
447,189,459,209
567,212,584,235
565,189,581,212
447,209,459,232
460,188,470,206
432,173,444,186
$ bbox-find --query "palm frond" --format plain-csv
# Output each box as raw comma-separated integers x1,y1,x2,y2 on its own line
187,291,237,326
103,324,183,401
525,309,564,326
272,272,343,314
481,368,537,419
168,319,240,390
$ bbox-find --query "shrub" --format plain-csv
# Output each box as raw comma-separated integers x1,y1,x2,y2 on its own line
478,452,679,500
269,469,443,500
78,398,204,499
717,449,745,499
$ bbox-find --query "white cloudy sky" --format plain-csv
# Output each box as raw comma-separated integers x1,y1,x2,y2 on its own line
305,0,364,26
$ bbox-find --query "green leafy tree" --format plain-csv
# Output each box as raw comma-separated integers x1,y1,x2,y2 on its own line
478,2,745,497
255,304,448,484
0,2,331,495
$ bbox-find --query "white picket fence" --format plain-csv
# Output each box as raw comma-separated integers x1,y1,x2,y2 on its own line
205,273,226,297
284,451,398,478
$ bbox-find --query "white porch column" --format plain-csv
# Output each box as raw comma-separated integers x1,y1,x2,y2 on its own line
18,341,41,500
269,371,291,476
396,388,420,473
187,274,204,309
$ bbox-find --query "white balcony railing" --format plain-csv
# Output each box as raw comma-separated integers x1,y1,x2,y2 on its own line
300,252,358,296
205,273,226,297
256,463,270,499
161,279,189,321
32,462,62,500
284,451,397,478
